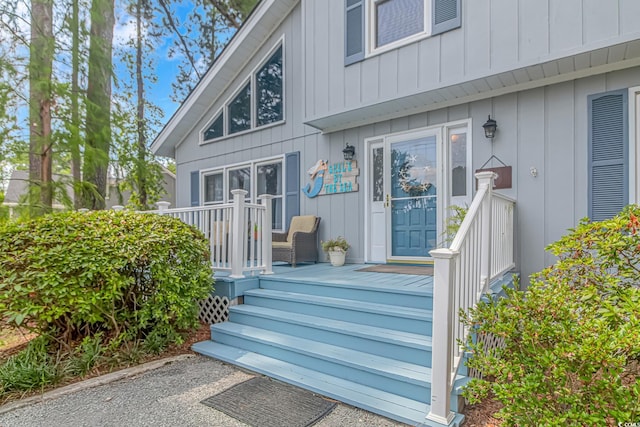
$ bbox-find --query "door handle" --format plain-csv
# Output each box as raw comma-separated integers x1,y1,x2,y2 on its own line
384,194,391,208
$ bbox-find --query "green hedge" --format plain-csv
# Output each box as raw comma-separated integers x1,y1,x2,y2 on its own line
463,205,640,426
0,211,213,347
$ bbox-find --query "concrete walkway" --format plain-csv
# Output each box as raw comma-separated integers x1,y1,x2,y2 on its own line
0,354,406,427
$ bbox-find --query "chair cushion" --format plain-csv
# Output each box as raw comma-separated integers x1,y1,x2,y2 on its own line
286,215,317,242
272,241,293,249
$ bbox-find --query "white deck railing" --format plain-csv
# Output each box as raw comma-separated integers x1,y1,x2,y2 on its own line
150,190,273,278
427,172,515,425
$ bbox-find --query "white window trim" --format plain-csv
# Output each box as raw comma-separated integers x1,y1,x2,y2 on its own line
366,0,432,58
200,154,286,230
199,36,286,146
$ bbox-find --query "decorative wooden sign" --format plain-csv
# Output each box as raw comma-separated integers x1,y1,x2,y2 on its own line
475,166,512,189
302,160,359,198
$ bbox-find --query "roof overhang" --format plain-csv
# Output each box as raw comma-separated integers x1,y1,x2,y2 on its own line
305,36,640,134
150,0,299,158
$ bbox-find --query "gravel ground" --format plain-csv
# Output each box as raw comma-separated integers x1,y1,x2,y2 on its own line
0,354,407,427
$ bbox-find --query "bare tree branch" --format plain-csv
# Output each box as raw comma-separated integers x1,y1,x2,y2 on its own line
156,0,201,80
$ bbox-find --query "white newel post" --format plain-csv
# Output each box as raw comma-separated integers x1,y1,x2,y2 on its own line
427,248,457,425
476,171,496,292
156,201,171,213
230,189,248,278
259,194,274,275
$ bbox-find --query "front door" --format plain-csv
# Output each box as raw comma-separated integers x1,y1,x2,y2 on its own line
386,132,439,260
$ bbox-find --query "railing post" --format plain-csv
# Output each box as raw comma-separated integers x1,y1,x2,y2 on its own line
156,201,171,213
259,194,274,275
229,189,247,278
427,248,457,426
476,171,496,293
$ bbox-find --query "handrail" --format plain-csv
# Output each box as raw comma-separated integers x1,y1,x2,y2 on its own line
427,171,515,425
147,191,273,278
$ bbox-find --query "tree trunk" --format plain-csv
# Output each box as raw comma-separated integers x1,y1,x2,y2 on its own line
29,0,54,215
70,0,82,209
135,0,148,208
82,0,115,209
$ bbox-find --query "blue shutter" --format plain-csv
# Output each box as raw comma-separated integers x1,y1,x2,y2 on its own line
588,90,628,221
285,151,300,230
432,0,461,35
345,0,365,66
190,171,200,207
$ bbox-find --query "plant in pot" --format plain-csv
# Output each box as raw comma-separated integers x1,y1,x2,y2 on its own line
322,236,350,267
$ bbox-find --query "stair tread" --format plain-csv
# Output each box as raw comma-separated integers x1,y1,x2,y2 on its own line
244,288,432,320
211,322,431,385
260,274,433,296
192,340,433,425
231,304,432,349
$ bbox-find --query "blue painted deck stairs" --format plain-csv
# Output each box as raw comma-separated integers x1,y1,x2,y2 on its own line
193,271,467,426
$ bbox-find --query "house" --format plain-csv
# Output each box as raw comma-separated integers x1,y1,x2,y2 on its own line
2,168,176,216
151,0,640,425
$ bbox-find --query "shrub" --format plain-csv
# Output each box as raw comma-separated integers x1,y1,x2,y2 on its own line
0,210,213,348
462,205,640,426
0,336,65,395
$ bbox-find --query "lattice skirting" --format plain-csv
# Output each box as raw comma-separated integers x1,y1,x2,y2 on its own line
467,331,506,379
198,295,234,324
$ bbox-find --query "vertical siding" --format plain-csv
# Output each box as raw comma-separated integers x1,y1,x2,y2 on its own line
304,0,636,121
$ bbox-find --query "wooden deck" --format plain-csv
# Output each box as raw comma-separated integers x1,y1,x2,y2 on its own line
213,262,434,299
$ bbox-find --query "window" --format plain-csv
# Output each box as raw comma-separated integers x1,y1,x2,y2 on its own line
203,112,224,141
201,156,285,230
375,0,425,48
204,173,223,204
256,46,283,126
345,0,460,64
228,166,251,199
200,40,285,143
257,162,283,229
228,82,251,134
449,129,467,197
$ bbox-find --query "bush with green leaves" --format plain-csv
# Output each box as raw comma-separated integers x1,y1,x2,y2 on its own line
0,210,213,348
462,205,640,426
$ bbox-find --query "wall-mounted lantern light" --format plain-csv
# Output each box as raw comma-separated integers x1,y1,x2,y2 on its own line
343,143,355,161
482,115,498,139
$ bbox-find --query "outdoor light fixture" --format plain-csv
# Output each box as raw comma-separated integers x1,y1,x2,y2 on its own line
343,143,355,161
482,115,498,139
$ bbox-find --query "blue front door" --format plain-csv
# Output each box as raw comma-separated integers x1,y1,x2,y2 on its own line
389,136,438,258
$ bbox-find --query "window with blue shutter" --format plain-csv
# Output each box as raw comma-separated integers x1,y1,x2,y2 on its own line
345,0,461,64
345,0,365,65
588,90,628,221
432,0,461,35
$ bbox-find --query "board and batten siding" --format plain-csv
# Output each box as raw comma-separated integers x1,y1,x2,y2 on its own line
303,0,640,121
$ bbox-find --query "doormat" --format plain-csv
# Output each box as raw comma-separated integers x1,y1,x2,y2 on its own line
201,376,336,427
357,264,433,275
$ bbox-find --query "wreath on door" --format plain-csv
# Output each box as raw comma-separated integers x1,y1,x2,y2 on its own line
398,161,432,195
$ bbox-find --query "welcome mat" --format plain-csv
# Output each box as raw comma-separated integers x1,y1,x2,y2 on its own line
201,377,336,427
357,264,433,275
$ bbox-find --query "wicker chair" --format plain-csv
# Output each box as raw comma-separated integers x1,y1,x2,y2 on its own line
272,215,321,267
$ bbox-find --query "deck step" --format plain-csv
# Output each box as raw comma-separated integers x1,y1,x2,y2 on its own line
229,305,432,366
192,340,465,427
243,288,432,334
210,322,431,401
258,275,433,309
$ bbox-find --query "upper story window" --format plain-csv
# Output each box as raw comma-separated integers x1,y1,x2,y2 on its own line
345,0,461,65
256,46,283,126
201,40,285,144
374,0,426,49
229,82,252,135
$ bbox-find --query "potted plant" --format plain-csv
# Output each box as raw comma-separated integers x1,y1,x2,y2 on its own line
321,236,350,266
